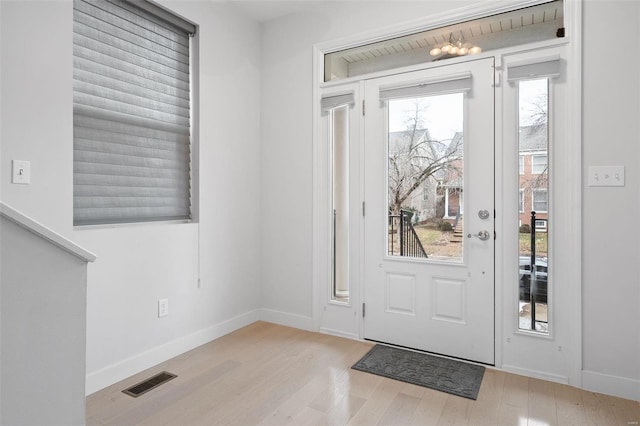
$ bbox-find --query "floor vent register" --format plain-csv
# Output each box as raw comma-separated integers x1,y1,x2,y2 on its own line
122,371,178,398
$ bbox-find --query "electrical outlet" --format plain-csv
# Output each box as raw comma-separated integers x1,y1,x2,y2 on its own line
12,160,30,184
158,298,169,318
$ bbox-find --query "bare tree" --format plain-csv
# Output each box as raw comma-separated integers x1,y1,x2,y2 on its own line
388,102,462,215
519,91,549,194
521,92,548,127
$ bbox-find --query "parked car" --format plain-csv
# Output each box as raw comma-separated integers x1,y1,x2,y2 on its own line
519,256,548,304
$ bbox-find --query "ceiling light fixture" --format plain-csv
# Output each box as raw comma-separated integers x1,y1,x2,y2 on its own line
429,33,481,57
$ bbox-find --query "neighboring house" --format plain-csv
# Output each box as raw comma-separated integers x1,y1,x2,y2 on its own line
407,174,439,222
437,132,464,221
388,129,438,222
439,126,549,229
518,124,548,230
388,128,464,223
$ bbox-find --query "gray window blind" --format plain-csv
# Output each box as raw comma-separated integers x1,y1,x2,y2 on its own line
507,57,561,82
321,92,355,111
73,0,195,226
379,72,472,101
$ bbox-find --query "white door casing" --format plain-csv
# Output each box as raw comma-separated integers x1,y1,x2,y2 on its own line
313,1,581,388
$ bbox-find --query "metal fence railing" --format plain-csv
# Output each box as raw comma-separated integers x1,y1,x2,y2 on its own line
388,209,428,258
526,210,547,330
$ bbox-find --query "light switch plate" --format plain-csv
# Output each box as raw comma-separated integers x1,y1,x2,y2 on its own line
158,298,169,318
588,165,625,187
12,160,30,184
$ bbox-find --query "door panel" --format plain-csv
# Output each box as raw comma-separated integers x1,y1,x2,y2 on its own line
363,58,495,364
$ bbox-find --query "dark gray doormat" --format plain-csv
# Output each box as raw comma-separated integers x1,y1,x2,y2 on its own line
352,344,485,400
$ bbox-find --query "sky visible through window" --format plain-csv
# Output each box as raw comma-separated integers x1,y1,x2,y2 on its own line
388,93,463,142
388,79,547,138
519,79,548,126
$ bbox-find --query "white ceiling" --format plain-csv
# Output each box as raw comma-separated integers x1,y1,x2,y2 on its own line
229,0,563,28
229,0,328,23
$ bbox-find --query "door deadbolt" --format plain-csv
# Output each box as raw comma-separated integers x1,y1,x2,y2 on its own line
478,209,490,220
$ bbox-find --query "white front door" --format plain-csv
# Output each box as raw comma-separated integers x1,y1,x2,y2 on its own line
363,58,495,364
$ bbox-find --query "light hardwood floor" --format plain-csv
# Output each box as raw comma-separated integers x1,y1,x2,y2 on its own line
87,321,640,425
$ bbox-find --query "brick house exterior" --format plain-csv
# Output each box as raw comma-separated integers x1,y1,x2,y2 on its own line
518,124,548,230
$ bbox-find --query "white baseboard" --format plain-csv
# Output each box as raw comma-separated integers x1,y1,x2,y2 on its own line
501,364,569,384
258,308,314,331
582,370,640,401
319,327,359,340
85,310,259,396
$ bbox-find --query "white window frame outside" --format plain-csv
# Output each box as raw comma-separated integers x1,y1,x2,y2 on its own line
532,189,548,213
519,189,525,213
532,154,548,174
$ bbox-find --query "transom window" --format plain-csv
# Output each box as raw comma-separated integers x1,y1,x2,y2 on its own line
324,1,563,81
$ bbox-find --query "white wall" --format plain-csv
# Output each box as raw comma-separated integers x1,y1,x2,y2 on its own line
260,0,640,399
259,0,475,326
581,0,640,398
0,0,263,394
1,217,88,425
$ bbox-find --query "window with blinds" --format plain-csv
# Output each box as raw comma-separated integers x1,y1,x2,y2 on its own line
73,0,196,226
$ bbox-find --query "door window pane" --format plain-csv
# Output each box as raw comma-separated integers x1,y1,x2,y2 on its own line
387,93,463,261
518,78,549,333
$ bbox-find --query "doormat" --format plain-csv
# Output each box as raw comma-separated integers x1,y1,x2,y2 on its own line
352,344,485,400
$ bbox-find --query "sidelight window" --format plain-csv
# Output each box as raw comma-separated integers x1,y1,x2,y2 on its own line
322,93,355,302
515,75,552,333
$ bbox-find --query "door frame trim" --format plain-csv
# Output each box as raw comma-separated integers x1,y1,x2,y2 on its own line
312,0,582,388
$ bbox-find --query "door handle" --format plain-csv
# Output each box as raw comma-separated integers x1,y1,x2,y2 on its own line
467,230,490,241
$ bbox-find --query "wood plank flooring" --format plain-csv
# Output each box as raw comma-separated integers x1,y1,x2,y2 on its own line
87,321,640,425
